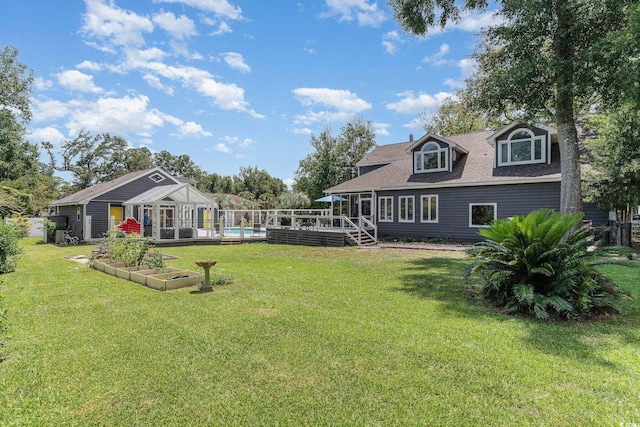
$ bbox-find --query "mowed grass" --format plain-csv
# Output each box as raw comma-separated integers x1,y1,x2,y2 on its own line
1,239,639,426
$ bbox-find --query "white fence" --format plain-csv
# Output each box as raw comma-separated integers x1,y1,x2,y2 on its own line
4,217,45,238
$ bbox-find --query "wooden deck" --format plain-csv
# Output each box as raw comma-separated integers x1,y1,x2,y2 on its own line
266,227,348,247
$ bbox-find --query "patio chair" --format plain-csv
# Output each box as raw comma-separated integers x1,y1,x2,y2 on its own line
252,223,262,236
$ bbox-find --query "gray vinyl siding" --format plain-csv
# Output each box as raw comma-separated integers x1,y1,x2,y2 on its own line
94,170,175,202
376,182,609,242
377,182,557,242
359,164,387,175
86,201,112,238
57,205,83,238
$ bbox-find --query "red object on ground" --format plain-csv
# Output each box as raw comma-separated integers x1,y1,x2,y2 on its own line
117,217,141,235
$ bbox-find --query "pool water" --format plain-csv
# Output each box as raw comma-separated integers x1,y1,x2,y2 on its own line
223,227,265,236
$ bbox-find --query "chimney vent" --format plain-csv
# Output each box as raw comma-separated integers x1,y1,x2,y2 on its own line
409,134,414,142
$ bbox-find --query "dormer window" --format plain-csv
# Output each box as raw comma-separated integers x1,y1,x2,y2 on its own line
415,142,448,173
498,128,546,166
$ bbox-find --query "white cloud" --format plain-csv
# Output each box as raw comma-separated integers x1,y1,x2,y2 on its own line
293,88,372,125
386,91,452,115
57,70,104,93
403,116,427,131
219,135,255,148
322,0,386,27
208,21,232,36
374,122,390,136
174,121,212,138
32,99,71,122
28,127,66,145
382,31,402,55
283,178,295,188
214,143,231,153
82,0,154,48
76,60,102,71
221,52,251,73
292,127,314,135
135,61,263,117
65,94,164,136
34,77,54,91
153,11,196,39
143,73,175,95
152,0,243,20
422,43,451,66
456,10,501,32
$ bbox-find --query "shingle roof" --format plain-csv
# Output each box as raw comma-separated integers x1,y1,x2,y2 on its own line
51,168,174,206
327,129,562,193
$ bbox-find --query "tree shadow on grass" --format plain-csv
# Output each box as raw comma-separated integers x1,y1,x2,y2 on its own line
395,256,640,370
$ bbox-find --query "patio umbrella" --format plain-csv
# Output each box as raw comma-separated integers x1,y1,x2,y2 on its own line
314,195,347,203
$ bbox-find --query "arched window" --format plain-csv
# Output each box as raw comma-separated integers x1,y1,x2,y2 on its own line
498,128,546,166
414,141,448,173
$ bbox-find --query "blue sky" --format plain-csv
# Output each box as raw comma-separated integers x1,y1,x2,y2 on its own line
2,0,498,186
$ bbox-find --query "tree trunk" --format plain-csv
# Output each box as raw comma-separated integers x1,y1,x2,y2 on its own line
555,0,583,214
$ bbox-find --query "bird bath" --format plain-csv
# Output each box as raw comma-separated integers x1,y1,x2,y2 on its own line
195,259,218,291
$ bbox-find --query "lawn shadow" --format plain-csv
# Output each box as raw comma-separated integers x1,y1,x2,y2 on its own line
395,256,640,370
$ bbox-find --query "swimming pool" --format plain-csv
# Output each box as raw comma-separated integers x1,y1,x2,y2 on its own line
223,227,265,237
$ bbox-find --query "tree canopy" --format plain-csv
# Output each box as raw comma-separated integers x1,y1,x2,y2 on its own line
0,45,34,124
295,116,376,202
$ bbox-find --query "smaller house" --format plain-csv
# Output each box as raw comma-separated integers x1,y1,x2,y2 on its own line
49,168,217,241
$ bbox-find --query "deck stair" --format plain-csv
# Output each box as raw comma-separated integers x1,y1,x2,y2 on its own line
342,216,377,247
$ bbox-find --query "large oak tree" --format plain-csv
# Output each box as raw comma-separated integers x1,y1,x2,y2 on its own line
390,0,636,214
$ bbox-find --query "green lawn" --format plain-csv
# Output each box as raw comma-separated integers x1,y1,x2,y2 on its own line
1,239,639,426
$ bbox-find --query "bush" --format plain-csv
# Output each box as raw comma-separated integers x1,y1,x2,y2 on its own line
0,221,23,273
465,209,633,319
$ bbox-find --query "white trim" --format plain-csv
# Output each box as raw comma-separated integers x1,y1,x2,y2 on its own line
497,128,547,166
378,196,393,222
333,176,562,193
399,196,415,223
469,203,497,228
405,133,467,154
486,123,556,145
414,142,449,174
420,195,438,223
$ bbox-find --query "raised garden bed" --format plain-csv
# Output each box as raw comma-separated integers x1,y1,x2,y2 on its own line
92,259,201,291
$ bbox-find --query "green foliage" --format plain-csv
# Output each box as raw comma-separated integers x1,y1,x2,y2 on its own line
277,190,311,209
142,249,165,270
295,116,376,201
0,45,34,124
102,233,151,267
421,95,503,136
583,104,640,221
0,222,23,273
466,209,633,319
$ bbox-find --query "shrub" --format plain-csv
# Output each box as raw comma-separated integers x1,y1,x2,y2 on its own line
465,209,633,319
0,222,23,274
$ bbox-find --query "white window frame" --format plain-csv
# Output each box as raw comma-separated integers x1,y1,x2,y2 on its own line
469,203,497,228
414,142,449,173
399,196,415,223
497,128,546,166
378,196,393,222
421,195,438,223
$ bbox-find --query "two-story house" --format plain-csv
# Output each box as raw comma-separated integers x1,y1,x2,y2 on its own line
324,123,608,242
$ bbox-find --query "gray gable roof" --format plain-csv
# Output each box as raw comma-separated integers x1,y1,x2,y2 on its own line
327,129,561,193
51,168,179,206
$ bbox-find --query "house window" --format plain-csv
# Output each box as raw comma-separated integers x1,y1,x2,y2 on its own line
378,196,393,222
421,195,438,223
498,128,546,166
149,172,165,183
414,142,448,173
469,203,497,228
399,196,414,222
